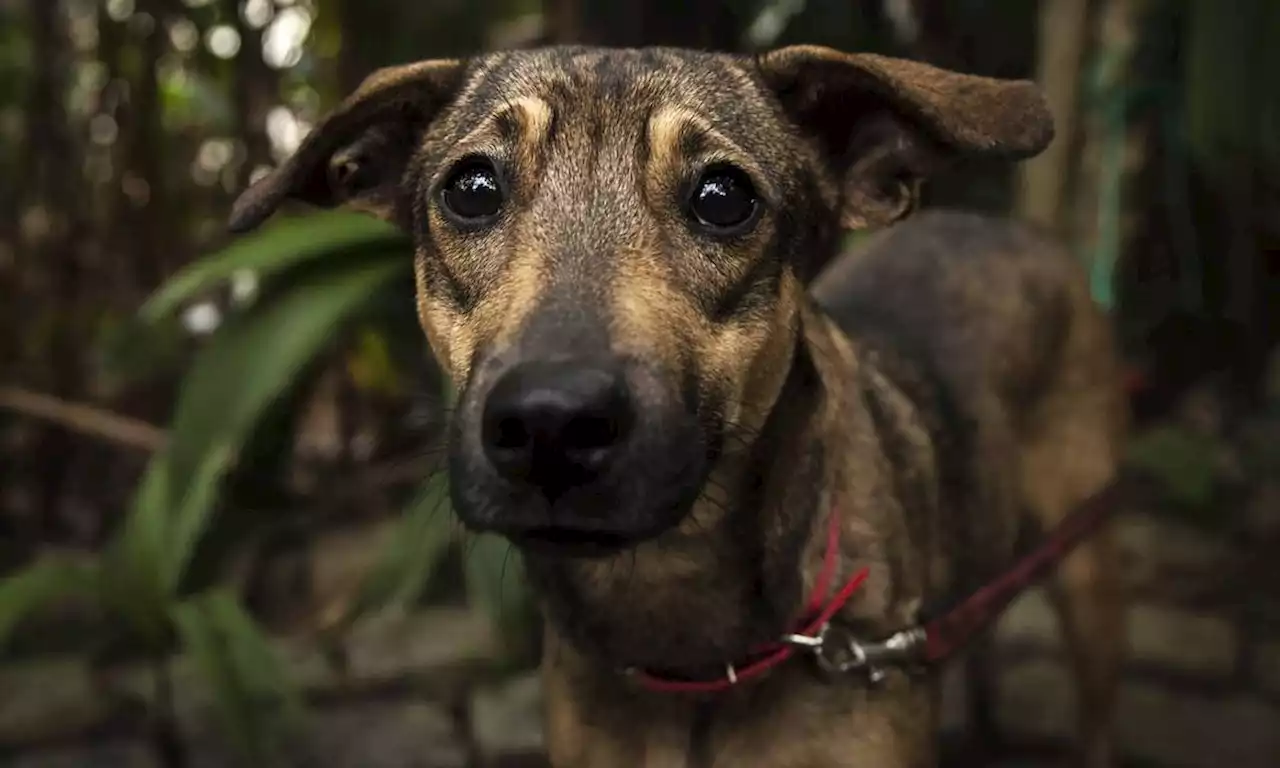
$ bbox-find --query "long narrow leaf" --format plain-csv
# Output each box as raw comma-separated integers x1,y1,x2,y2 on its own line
100,455,179,645
0,556,97,653
172,596,267,765
204,590,305,728
139,211,408,323
103,213,409,388
332,471,455,629
463,533,537,657
160,254,408,591
172,590,303,766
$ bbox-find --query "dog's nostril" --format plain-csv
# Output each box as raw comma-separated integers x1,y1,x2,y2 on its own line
480,361,634,492
562,412,624,452
493,417,532,450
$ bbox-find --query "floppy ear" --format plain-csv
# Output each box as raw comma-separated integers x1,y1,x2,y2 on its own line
227,59,465,234
756,45,1053,230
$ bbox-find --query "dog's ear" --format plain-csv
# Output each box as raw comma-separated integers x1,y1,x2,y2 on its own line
756,45,1053,230
228,59,465,233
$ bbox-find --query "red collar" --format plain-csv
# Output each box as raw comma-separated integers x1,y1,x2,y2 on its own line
628,475,1127,694
630,511,870,694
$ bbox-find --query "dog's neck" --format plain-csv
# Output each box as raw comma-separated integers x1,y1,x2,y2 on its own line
524,295,909,682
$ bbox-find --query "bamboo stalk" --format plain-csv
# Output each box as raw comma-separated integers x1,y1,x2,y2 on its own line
1015,0,1094,232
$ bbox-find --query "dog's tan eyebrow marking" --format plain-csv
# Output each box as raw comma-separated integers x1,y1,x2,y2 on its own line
646,106,774,201
443,97,553,172
648,107,717,168
499,97,554,166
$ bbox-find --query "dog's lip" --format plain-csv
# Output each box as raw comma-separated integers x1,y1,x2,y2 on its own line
509,526,638,558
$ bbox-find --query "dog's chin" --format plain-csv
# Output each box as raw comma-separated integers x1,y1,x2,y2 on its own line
453,466,708,558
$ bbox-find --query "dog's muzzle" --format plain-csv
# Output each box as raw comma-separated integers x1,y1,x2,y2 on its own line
449,353,707,557
480,359,635,500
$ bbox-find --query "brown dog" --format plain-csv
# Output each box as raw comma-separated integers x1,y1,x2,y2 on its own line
229,45,1127,768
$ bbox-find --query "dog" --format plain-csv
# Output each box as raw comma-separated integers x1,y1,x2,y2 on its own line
229,45,1127,768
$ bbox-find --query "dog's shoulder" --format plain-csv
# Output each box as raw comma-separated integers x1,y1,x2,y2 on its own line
810,209,1085,412
809,210,1095,584
811,208,1077,324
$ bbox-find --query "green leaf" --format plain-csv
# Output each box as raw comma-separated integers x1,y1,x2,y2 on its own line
0,556,97,654
334,471,455,629
1125,425,1219,512
163,443,238,597
96,307,190,388
463,532,537,661
172,590,304,767
100,454,181,646
104,212,409,388
203,592,305,727
139,210,408,324
160,254,408,592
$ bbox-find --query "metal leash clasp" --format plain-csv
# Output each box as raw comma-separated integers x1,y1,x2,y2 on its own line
784,624,928,686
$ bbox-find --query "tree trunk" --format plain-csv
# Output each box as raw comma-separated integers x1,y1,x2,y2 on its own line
231,0,275,187
1182,0,1276,413
1068,0,1154,311
544,0,582,44
131,0,170,286
572,0,744,50
335,0,375,93
1014,0,1094,233
96,1,130,301
24,0,86,541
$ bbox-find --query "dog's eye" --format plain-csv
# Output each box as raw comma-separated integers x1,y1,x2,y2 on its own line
688,166,759,233
440,159,504,224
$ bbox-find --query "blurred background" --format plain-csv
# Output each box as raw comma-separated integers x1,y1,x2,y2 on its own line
0,0,1277,766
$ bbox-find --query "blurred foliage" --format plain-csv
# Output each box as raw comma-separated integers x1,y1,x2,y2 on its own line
1,0,1278,764
4,210,533,763
1125,425,1220,517
171,589,306,765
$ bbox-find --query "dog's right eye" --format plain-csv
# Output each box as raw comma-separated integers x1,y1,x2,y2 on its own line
687,165,760,235
439,159,505,225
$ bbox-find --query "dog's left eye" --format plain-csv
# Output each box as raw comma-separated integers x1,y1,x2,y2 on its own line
440,158,505,225
688,166,759,233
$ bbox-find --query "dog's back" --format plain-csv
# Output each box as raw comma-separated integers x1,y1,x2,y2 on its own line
813,209,1121,440
812,209,1127,766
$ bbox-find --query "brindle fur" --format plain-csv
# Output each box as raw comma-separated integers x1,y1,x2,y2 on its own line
230,45,1127,768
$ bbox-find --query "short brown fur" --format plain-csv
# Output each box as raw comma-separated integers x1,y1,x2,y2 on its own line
231,45,1127,768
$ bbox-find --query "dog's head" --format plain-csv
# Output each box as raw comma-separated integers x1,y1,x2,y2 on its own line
231,46,1051,557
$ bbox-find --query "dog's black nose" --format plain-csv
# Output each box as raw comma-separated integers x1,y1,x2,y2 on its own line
481,361,634,496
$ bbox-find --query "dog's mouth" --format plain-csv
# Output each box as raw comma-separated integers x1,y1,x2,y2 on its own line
449,356,716,559
511,526,638,558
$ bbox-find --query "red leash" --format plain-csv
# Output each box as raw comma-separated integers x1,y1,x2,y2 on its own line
919,480,1125,663
920,364,1145,663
